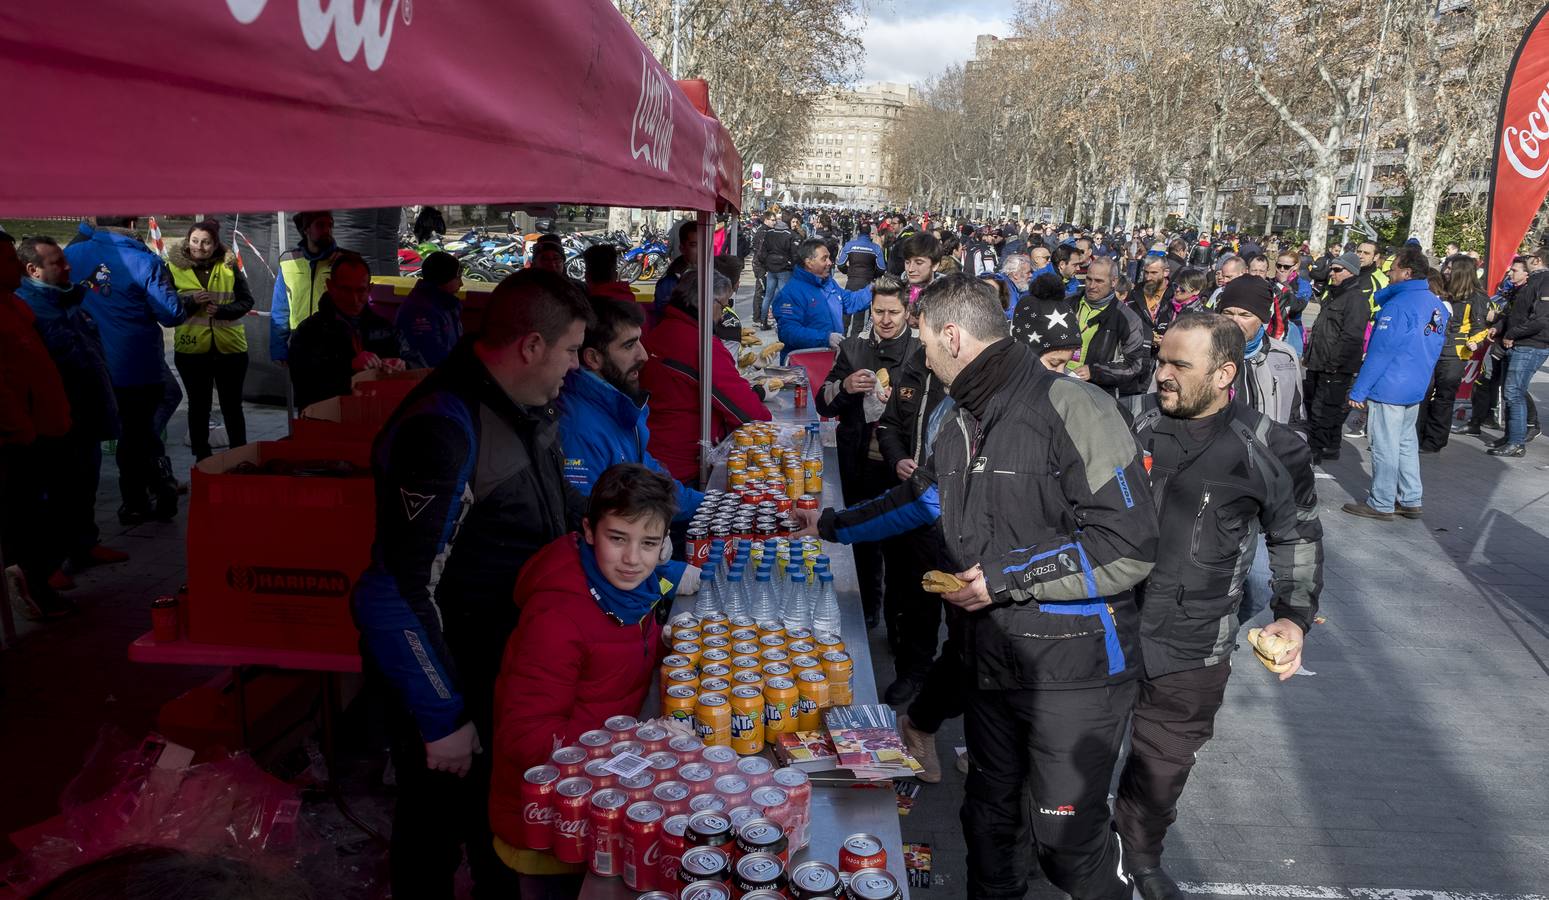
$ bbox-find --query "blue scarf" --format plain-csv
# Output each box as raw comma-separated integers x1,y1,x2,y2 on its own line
578,537,663,626
1244,325,1266,359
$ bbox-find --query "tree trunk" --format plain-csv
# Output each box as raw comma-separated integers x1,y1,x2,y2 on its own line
1305,165,1335,256
1409,182,1442,255
1197,182,1219,236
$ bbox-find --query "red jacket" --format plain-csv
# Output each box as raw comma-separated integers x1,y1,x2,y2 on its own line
638,305,771,482
0,292,70,446
489,534,664,847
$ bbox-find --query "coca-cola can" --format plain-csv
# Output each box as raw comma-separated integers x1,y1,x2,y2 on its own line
660,814,691,890
689,793,729,814
735,817,789,865
604,714,640,740
679,845,733,885
519,764,559,851
652,779,692,817
635,723,672,754
587,788,629,876
646,751,681,774
551,776,593,864
668,733,705,755
735,756,775,788
583,757,618,791
638,893,676,900
770,768,810,847
687,527,712,568
838,833,887,874
686,810,734,848
750,786,792,835
846,868,903,900
578,729,613,758
622,800,665,891
618,770,656,804
733,851,786,898
713,774,751,807
701,744,739,775
793,383,807,408
788,860,844,899
550,745,587,778
677,761,715,787
681,880,733,900
611,740,645,758
726,804,763,833
743,891,786,900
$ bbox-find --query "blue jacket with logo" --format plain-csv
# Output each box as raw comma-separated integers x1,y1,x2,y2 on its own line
773,267,874,352
64,223,185,387
1350,279,1449,406
16,279,120,440
394,280,463,367
557,369,703,522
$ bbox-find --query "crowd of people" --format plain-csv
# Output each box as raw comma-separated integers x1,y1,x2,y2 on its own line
3,202,1548,900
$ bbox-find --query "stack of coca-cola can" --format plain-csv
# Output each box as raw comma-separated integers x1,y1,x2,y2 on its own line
688,493,801,565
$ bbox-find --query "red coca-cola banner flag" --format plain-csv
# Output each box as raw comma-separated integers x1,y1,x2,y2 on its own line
0,0,741,216
1486,3,1549,289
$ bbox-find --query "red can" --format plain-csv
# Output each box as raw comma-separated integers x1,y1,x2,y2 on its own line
689,793,729,814
610,740,644,758
736,817,790,865
735,756,775,787
519,764,560,851
636,723,671,754
604,714,640,739
578,729,613,758
551,776,594,864
583,757,618,791
550,745,587,778
713,774,751,808
659,814,691,890
796,494,820,511
588,788,629,876
701,744,739,775
652,779,691,817
726,804,763,833
646,751,680,774
668,734,704,755
793,383,807,408
677,761,715,788
772,768,810,849
687,527,712,568
618,770,656,804
622,800,665,891
837,833,887,874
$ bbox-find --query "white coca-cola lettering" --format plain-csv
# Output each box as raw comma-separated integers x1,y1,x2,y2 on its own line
630,52,675,172
642,840,662,865
225,0,401,71
522,802,553,824
555,817,589,837
701,119,721,192
1503,79,1549,179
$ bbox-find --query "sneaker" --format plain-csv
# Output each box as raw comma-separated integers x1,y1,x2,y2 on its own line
1345,426,1366,438
1395,504,1423,519
1529,425,1542,443
47,570,76,592
1451,423,1482,435
898,715,941,784
1341,501,1394,521
1488,443,1526,457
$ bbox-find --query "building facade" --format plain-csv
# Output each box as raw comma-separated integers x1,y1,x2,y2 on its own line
781,82,920,207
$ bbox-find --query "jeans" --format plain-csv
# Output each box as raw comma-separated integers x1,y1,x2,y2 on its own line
1504,346,1549,445
763,270,792,322
1365,400,1422,513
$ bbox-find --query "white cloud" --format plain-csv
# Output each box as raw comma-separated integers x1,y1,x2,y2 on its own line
851,8,1013,88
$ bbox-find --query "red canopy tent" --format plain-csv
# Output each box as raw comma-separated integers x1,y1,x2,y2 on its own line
0,0,741,470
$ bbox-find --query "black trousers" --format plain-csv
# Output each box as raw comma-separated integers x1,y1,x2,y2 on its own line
963,681,1138,900
1113,662,1232,870
881,527,943,679
839,455,891,623
0,445,64,599
175,351,249,460
906,630,964,732
1303,370,1353,458
752,264,768,322
376,650,520,900
112,383,172,514
41,434,103,563
1417,354,1464,451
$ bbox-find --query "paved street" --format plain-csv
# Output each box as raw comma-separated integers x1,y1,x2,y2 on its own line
1,279,1546,897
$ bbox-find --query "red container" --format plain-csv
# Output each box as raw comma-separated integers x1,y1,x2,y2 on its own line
550,745,587,778
750,786,792,838
677,761,715,788
519,764,560,850
659,814,691,890
689,793,729,814
588,788,629,876
653,779,692,817
687,527,712,568
605,714,640,739
551,776,594,864
583,757,618,792
838,833,887,874
646,751,680,774
793,384,807,408
622,800,666,891
619,770,656,805
578,729,613,758
151,595,180,642
735,756,775,788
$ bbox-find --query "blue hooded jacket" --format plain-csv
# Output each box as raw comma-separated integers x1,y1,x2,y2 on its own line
557,369,703,521
394,280,463,367
16,278,120,440
63,223,185,387
836,234,884,269
1350,279,1449,406
772,266,873,352
988,272,1026,320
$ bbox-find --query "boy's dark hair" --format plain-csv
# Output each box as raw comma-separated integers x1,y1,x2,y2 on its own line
582,244,619,283
712,253,745,283
583,296,645,355
895,232,941,263
588,463,678,532
871,273,905,298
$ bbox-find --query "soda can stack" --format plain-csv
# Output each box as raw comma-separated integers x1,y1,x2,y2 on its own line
770,768,812,850
587,788,629,876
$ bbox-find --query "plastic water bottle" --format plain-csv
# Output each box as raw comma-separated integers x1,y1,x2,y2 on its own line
734,539,753,573
782,570,810,631
811,571,841,637
724,569,747,620
752,568,778,622
694,548,724,620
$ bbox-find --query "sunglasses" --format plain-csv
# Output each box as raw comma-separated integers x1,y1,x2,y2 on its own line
1329,267,1347,274
1276,263,1296,270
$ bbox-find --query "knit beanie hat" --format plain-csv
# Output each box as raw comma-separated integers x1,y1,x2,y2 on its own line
1333,251,1362,273
1217,275,1274,323
1013,298,1081,353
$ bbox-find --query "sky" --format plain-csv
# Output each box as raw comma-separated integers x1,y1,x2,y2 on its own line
849,0,1014,89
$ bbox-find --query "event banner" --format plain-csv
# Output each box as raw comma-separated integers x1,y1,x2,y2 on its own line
0,0,741,216
1486,2,1549,289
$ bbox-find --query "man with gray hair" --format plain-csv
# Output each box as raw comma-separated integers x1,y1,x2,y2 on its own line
1073,256,1148,397
1207,255,1245,309
797,273,1158,900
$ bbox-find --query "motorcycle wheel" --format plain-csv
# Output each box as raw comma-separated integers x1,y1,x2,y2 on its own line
462,263,497,283
620,257,643,282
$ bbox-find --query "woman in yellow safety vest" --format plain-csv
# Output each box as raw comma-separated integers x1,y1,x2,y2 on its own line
167,220,254,460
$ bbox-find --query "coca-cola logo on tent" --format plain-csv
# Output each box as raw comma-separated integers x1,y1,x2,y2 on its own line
226,0,404,71
1485,6,1549,290
631,51,674,173
1502,81,1549,179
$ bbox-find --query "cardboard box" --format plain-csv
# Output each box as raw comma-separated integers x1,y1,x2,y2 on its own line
290,395,391,445
187,441,374,654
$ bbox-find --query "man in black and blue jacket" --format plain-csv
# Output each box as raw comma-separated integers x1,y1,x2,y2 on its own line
798,274,1157,900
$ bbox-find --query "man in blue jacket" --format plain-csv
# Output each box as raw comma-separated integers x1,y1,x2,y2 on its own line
773,239,874,353
64,219,186,524
557,296,704,522
394,251,463,367
1343,245,1448,522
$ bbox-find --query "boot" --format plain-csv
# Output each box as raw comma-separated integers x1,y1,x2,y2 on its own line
150,457,180,522
898,715,941,783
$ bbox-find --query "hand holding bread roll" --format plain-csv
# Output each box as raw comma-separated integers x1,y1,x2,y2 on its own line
1246,627,1300,674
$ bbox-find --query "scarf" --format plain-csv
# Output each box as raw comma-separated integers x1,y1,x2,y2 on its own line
23,277,86,309
948,337,1020,421
1244,324,1266,359
577,537,662,626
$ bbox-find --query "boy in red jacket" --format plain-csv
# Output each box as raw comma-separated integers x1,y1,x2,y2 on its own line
489,463,682,891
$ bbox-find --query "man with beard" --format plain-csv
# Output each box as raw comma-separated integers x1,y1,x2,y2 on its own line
1116,312,1321,899
815,276,919,672
557,296,706,524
